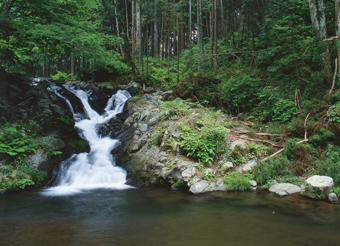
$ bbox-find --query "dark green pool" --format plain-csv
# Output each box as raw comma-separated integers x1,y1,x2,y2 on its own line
0,188,339,246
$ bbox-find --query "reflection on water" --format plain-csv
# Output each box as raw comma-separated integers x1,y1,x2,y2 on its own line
0,188,339,246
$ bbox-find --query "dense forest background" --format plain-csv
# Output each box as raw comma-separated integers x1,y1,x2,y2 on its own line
2,0,340,192
2,0,340,121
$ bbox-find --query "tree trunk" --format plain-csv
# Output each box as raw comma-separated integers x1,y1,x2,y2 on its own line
214,0,218,73
197,0,202,74
154,0,158,57
114,0,124,55
125,0,129,39
309,0,331,81
335,0,340,76
132,0,135,60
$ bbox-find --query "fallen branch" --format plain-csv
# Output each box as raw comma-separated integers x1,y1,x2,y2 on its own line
239,136,283,148
261,113,310,162
329,58,338,95
261,139,308,162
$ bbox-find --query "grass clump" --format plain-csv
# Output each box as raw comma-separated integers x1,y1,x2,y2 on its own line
223,172,251,191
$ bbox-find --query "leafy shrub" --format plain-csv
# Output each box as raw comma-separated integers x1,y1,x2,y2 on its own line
254,87,296,123
161,101,190,119
0,122,50,192
51,71,76,82
217,75,261,112
179,110,229,165
252,155,291,185
0,124,40,158
223,172,251,191
315,146,340,187
327,102,340,123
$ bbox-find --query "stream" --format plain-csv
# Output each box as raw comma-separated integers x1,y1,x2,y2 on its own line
0,188,339,246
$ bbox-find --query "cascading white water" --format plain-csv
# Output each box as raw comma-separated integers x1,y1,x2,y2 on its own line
43,85,133,196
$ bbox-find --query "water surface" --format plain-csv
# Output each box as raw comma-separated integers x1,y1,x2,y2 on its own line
0,188,339,246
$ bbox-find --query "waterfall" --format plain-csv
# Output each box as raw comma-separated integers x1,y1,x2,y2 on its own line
43,85,133,196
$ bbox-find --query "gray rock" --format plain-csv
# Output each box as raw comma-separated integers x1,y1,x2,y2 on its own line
140,124,148,132
182,167,197,182
249,180,257,187
237,159,257,173
230,140,246,151
328,193,338,204
168,125,182,139
219,161,234,172
189,180,210,194
301,175,334,199
269,183,301,196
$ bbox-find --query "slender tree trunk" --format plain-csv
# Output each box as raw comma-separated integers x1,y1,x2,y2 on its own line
70,48,75,75
132,0,135,60
114,0,124,55
125,0,129,39
136,2,140,56
214,0,218,73
139,3,143,69
197,0,202,74
154,0,158,58
177,14,180,83
220,0,226,38
309,0,331,81
210,1,214,69
189,0,192,67
335,0,340,76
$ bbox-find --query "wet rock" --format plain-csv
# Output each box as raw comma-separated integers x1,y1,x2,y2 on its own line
269,183,301,196
301,175,334,199
328,193,338,204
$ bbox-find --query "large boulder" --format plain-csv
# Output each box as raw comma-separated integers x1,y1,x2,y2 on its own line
300,175,334,199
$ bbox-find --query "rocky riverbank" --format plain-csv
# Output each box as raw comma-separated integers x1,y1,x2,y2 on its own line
0,73,338,203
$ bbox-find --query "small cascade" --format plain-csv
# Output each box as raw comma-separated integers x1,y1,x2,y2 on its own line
43,84,133,196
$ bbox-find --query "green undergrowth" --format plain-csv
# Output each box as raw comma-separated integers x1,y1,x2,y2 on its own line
223,172,251,191
161,100,229,166
0,121,53,193
251,137,340,192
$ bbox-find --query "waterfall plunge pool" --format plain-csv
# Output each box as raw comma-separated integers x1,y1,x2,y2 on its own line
0,188,339,246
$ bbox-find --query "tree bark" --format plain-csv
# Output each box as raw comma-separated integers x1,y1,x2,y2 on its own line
309,0,331,81
154,0,158,57
197,0,202,74
335,0,340,76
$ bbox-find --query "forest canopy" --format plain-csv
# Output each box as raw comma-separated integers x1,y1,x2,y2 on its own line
1,0,340,118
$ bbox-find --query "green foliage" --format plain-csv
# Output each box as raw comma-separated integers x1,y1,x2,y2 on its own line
309,128,336,147
179,110,229,165
315,146,340,187
161,101,190,119
217,75,261,112
51,71,75,82
223,172,251,191
228,143,269,166
327,102,340,123
252,156,292,185
0,124,40,158
333,187,340,196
